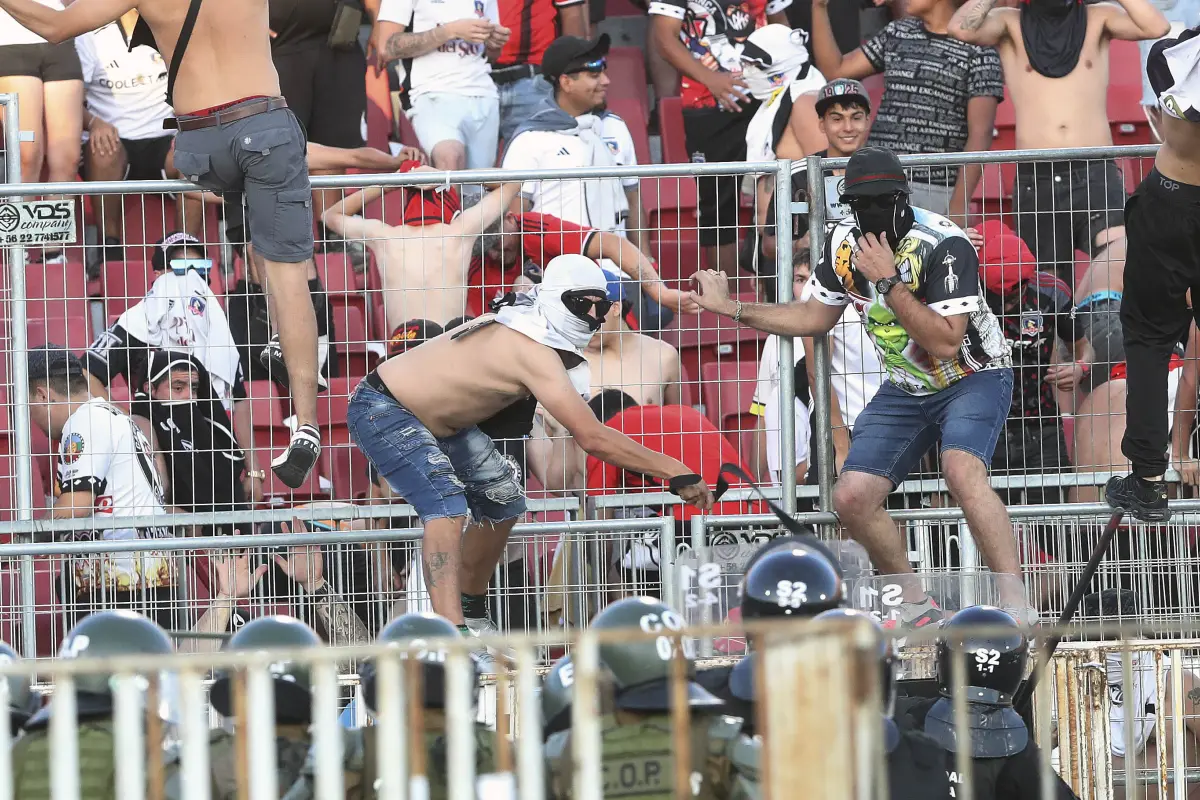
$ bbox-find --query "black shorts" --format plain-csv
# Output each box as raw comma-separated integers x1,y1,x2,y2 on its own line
274,41,366,149
122,135,174,181
990,420,1071,505
1013,159,1127,275
0,40,82,82
683,104,758,247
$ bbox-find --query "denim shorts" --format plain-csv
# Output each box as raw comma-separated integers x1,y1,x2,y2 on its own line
346,382,526,524
843,368,1014,487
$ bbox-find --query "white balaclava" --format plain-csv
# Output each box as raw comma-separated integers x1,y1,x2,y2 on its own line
740,24,813,101
496,254,610,355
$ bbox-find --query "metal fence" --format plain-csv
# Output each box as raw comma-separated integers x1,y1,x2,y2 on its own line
0,143,1195,649
3,618,1200,800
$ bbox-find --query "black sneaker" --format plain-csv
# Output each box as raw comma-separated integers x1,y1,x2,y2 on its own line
1105,474,1170,522
259,334,329,392
271,424,321,489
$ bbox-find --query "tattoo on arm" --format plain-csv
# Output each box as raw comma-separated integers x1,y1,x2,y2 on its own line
959,0,999,31
426,551,451,589
1187,686,1200,707
383,27,446,61
314,591,371,647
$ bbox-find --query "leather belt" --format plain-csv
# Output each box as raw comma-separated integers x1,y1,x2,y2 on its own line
491,63,540,86
166,97,289,132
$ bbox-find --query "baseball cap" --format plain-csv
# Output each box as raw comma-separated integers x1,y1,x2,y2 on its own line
839,147,910,199
388,319,445,358
152,231,207,273
979,224,1037,295
815,78,871,117
542,34,611,83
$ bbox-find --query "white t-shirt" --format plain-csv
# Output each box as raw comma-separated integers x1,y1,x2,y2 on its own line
57,398,175,592
502,116,631,233
378,0,499,98
827,304,884,430
0,0,60,46
76,22,173,141
751,334,811,483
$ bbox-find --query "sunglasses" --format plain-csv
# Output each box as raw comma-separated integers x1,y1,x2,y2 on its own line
567,57,607,75
562,290,615,318
169,258,213,275
842,193,904,211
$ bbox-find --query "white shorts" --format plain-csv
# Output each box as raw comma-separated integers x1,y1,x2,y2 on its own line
407,91,500,171
1109,650,1165,758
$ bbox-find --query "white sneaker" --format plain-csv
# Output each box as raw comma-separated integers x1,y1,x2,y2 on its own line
465,631,499,674
465,616,516,663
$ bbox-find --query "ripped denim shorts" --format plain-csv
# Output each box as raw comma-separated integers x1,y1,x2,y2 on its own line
347,381,526,524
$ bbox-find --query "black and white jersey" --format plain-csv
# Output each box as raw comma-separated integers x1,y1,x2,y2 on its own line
57,398,175,591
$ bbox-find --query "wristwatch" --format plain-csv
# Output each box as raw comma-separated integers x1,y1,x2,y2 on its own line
875,275,903,296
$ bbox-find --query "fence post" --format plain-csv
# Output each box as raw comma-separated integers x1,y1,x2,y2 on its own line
774,159,797,516
1,95,37,659
806,155,834,516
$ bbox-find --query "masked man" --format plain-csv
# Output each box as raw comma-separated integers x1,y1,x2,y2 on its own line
131,350,248,536
949,0,1169,284
691,146,1028,626
347,254,714,661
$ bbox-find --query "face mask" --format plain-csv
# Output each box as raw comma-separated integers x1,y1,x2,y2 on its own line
850,194,915,241
496,254,610,354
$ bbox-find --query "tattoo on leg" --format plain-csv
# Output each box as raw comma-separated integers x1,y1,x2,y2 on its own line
426,550,450,588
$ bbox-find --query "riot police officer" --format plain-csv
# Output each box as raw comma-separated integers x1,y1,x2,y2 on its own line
545,596,759,800
542,653,575,740
283,611,497,800
0,641,40,736
12,611,174,799
811,609,952,800
166,615,322,799
904,606,1080,800
697,541,846,731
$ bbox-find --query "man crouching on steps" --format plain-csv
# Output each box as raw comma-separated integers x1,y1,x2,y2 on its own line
0,0,323,489
347,255,714,666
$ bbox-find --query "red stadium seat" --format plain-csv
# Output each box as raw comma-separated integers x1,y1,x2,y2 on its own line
322,445,374,502
658,97,689,164
100,260,154,318
992,88,1017,153
330,303,379,380
606,97,652,167
700,361,760,470
12,260,90,329
26,316,91,352
1109,83,1153,145
1109,39,1143,88
662,295,764,396
608,48,650,121
604,0,645,16
317,377,357,449
316,251,358,297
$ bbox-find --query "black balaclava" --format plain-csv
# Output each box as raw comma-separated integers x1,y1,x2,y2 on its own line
1020,0,1088,79
852,193,915,242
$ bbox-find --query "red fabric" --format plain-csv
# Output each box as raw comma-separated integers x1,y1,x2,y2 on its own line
680,0,769,109
585,404,761,521
186,95,270,116
1110,352,1184,382
978,221,1037,295
466,212,594,316
496,0,582,67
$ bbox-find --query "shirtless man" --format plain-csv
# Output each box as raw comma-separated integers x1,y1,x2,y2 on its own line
1106,25,1200,523
322,163,520,329
0,0,328,489
587,304,682,406
949,0,1168,281
323,170,696,332
346,254,713,654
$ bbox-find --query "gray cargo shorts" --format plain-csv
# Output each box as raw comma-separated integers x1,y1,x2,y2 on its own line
172,100,314,263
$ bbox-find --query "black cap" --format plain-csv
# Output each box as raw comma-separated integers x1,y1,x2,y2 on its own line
542,34,610,83
815,78,871,117
27,344,85,384
840,146,910,199
389,319,444,357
